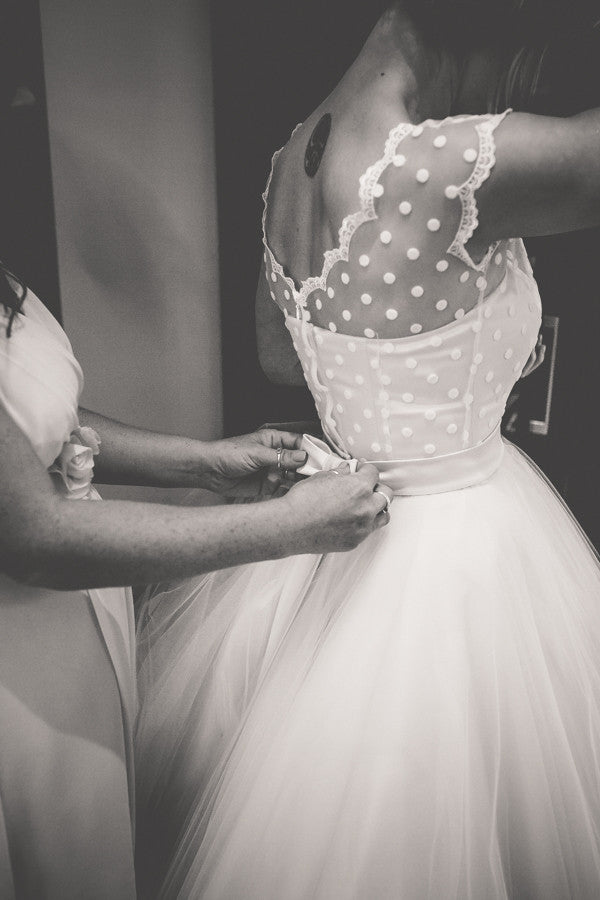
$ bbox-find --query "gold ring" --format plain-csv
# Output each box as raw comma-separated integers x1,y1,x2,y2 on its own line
276,446,283,473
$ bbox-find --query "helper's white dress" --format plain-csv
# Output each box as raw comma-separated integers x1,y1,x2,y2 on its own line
0,293,136,899
136,112,600,899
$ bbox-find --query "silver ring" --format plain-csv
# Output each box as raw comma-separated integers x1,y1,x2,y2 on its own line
373,488,391,515
276,446,283,473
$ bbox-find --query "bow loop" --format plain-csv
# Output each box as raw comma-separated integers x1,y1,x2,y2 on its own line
296,434,358,477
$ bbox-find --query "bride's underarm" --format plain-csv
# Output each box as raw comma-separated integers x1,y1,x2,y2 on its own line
258,346,306,386
256,264,305,386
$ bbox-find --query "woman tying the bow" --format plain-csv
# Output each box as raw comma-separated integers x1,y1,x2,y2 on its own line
0,261,391,900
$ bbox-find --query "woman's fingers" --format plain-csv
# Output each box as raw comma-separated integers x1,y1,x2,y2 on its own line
374,482,394,508
253,429,308,472
354,462,380,488
278,447,308,471
329,461,351,475
256,428,305,451
372,482,394,525
373,509,391,529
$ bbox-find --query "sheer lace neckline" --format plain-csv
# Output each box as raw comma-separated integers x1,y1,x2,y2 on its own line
261,111,510,309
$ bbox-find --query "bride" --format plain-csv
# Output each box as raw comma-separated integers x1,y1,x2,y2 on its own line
135,2,600,897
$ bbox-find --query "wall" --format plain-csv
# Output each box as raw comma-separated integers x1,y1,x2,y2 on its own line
39,0,222,500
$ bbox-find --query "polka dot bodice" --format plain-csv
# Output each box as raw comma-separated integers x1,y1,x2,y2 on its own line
263,112,542,463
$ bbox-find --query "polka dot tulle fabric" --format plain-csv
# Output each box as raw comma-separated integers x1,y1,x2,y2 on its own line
263,113,542,463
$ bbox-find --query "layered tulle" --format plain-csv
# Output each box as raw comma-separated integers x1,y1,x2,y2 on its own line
135,442,600,899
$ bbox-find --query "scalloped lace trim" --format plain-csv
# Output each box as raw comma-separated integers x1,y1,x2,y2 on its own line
262,110,511,307
447,110,511,272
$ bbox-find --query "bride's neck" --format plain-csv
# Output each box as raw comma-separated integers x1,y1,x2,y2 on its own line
357,5,501,120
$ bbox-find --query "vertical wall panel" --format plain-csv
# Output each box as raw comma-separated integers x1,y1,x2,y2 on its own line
40,1,221,498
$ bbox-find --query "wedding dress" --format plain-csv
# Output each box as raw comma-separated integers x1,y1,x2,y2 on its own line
136,111,600,898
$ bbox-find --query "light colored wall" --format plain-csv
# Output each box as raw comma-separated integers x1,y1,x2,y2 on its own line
39,1,222,500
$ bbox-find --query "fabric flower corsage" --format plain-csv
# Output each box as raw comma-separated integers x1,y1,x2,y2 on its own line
48,425,101,500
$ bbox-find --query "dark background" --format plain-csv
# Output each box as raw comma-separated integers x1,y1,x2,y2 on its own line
210,1,376,431
513,230,600,546
0,0,61,319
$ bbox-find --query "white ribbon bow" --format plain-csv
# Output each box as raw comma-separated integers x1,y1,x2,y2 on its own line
296,434,358,477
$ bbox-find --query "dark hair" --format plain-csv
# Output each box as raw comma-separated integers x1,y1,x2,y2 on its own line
403,0,599,43
0,264,26,337
520,25,600,115
0,0,29,337
401,0,600,113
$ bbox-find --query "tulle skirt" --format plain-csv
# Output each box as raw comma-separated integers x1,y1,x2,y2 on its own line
135,441,600,899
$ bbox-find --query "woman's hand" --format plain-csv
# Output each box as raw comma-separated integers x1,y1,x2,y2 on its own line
77,409,308,496
197,429,309,500
282,463,393,555
521,332,546,378
0,402,391,590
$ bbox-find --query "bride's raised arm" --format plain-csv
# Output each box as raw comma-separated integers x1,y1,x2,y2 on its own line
472,108,600,253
